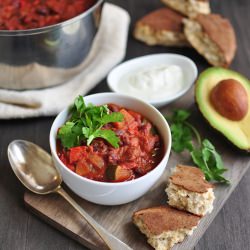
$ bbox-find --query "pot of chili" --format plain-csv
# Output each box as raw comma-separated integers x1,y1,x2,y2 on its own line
50,93,172,205
0,0,103,90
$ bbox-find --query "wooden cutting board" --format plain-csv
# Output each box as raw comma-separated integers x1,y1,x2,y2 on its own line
24,91,250,250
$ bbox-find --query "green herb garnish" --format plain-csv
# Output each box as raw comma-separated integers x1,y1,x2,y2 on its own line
166,109,229,184
57,96,124,149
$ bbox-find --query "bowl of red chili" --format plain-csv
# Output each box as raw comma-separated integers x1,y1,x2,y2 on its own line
0,0,103,90
50,93,171,205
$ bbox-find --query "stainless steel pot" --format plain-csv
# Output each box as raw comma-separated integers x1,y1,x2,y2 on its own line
0,0,103,90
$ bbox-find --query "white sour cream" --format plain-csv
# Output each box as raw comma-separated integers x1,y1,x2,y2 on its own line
118,65,185,101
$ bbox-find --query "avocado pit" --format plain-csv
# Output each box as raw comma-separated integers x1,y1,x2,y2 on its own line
210,79,248,121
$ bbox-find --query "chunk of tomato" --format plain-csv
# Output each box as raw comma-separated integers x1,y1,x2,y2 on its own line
114,109,137,130
69,146,87,164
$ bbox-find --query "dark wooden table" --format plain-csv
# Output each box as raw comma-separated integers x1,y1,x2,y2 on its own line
1,0,250,249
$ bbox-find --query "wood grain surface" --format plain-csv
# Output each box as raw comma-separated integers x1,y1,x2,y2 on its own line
1,0,250,250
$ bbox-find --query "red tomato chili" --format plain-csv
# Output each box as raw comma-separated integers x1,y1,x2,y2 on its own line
57,104,164,183
0,0,96,30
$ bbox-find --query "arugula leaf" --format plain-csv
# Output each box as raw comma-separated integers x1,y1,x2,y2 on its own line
57,96,124,149
165,109,229,184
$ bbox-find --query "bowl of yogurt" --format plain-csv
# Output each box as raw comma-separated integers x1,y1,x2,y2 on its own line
107,53,198,107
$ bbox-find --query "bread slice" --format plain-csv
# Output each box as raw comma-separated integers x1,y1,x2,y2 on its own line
183,14,237,67
133,206,200,250
161,0,210,17
134,8,188,47
166,165,215,216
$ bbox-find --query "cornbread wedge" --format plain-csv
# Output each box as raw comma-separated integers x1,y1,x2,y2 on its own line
161,0,210,17
183,14,237,67
133,206,200,250
134,8,188,47
166,165,215,216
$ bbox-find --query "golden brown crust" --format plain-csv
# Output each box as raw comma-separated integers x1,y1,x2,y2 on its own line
136,8,185,32
133,206,200,235
170,165,214,193
196,14,237,66
161,0,211,18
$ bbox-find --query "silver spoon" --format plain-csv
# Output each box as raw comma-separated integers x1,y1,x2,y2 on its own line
8,140,133,250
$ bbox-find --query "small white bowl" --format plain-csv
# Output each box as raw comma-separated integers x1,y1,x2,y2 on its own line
50,93,171,205
107,53,198,108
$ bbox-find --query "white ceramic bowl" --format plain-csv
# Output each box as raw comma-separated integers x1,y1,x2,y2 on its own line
50,93,171,205
107,53,198,108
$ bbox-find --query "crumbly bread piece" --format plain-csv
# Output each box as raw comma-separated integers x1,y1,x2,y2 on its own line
133,206,200,250
166,165,215,216
134,8,188,47
183,14,237,67
161,0,210,17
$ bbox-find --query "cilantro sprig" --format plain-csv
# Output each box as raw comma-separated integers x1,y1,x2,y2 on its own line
166,110,229,184
57,96,123,149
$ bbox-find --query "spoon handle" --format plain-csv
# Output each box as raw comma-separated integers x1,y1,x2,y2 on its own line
56,187,133,250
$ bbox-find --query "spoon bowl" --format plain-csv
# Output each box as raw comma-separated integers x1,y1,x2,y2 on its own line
8,140,62,194
7,140,132,250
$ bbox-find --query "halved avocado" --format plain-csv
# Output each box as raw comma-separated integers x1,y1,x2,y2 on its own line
195,67,250,152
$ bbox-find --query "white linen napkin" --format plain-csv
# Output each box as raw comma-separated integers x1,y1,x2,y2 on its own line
0,3,130,119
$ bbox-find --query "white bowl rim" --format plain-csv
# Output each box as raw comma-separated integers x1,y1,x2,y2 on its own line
50,92,171,187
107,53,198,105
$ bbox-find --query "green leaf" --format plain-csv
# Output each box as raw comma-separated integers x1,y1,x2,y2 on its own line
100,112,124,125
58,121,75,134
203,139,224,169
82,127,90,137
192,139,229,184
165,109,230,184
171,123,193,153
191,149,207,173
100,104,109,117
92,129,120,148
203,139,215,149
74,95,85,112
58,96,123,149
60,134,77,149
84,113,93,128
87,134,95,146
172,109,191,122
57,122,81,149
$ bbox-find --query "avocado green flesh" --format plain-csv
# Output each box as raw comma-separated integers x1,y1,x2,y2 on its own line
196,67,250,151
